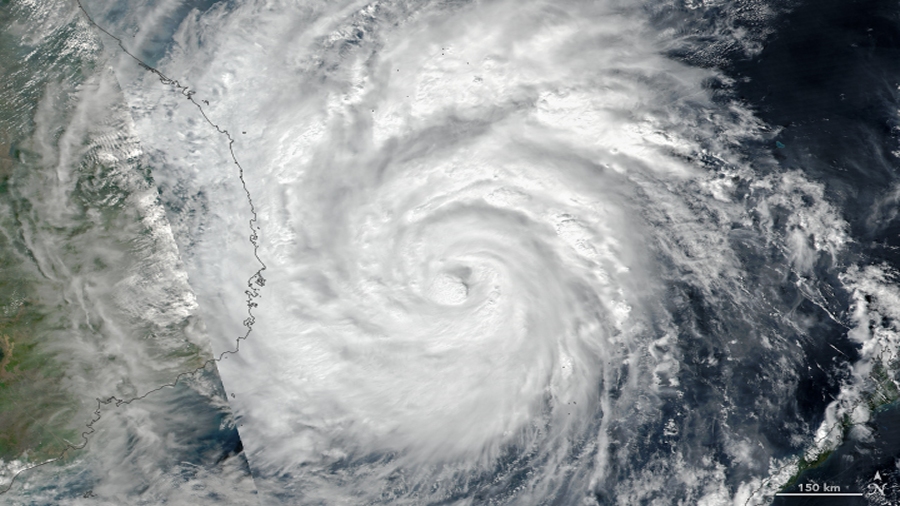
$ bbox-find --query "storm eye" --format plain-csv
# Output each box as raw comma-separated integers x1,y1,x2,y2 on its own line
426,272,469,305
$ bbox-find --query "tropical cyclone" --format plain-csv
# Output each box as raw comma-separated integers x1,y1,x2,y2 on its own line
2,0,898,503
117,0,891,504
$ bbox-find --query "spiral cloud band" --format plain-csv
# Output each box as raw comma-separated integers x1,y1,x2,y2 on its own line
62,0,898,503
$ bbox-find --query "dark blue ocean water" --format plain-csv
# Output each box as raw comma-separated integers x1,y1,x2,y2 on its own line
719,0,900,499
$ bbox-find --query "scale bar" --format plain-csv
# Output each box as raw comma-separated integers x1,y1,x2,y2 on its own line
775,493,864,497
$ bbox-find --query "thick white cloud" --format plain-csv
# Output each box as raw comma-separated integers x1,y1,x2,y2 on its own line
82,0,898,503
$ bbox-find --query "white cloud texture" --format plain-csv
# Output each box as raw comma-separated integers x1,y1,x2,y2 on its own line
17,0,892,503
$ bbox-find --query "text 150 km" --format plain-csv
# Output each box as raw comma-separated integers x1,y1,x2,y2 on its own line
798,483,841,493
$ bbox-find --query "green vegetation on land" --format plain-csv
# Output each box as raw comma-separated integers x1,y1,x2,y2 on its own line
0,274,80,462
782,357,900,490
